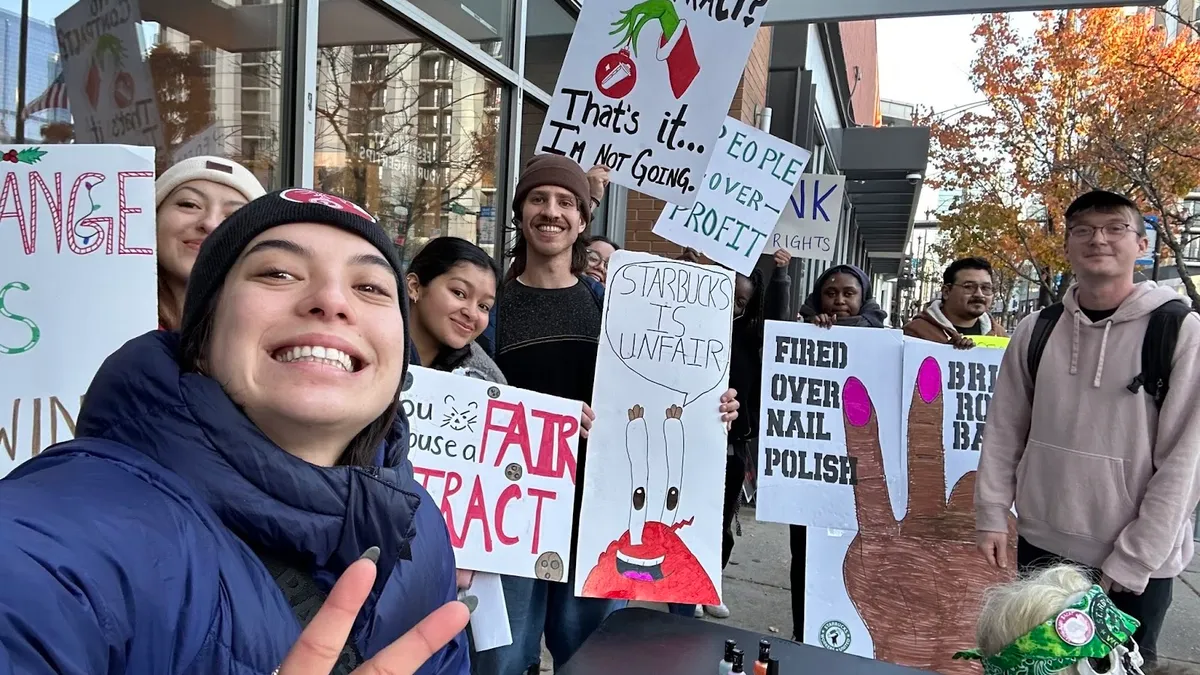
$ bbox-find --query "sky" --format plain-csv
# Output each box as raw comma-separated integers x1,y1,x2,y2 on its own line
876,12,1040,215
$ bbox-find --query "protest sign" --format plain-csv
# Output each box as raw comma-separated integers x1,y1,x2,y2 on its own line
575,250,733,604
461,572,512,651
651,118,810,275
404,366,582,580
768,174,845,261
902,340,1004,455
802,340,1017,674
56,0,166,153
0,144,157,478
172,124,229,163
974,335,1010,349
537,0,771,206
755,322,905,531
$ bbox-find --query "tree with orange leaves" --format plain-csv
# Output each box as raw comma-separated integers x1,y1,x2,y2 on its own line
923,9,1200,309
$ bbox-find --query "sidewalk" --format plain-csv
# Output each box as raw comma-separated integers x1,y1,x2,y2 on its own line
548,508,1200,672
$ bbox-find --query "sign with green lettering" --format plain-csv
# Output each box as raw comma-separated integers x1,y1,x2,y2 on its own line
652,117,810,274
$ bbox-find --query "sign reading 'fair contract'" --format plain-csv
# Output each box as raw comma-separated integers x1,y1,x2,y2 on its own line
652,117,810,275
404,366,582,581
0,144,158,478
538,0,772,206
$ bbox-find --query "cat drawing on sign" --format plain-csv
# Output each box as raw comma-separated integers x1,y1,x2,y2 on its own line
441,395,478,433
582,404,718,604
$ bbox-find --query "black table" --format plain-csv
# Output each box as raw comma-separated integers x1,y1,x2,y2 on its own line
557,608,931,675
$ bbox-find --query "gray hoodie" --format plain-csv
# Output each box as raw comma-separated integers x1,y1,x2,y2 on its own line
446,341,507,385
976,282,1200,592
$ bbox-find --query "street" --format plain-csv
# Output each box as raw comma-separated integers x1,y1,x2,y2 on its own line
544,507,1200,672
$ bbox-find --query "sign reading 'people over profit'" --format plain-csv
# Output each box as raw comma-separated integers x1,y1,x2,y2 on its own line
652,117,811,274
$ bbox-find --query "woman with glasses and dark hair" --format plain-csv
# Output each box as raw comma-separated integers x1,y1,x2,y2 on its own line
583,235,620,285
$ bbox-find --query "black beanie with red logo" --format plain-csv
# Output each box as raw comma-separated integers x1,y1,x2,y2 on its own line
179,188,406,340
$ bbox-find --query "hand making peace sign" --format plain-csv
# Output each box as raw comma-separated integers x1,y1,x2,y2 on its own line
839,356,1017,674
276,550,470,675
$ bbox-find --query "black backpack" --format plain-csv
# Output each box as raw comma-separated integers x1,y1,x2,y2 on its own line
1027,299,1193,410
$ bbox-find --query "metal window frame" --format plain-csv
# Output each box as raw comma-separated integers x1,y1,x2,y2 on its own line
290,0,319,187
364,0,528,91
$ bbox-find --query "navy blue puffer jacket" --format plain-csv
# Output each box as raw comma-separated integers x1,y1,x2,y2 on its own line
0,331,467,675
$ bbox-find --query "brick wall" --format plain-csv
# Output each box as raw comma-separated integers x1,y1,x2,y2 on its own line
838,21,880,127
621,26,774,257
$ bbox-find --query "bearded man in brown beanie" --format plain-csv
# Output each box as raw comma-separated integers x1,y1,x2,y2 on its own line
471,156,614,675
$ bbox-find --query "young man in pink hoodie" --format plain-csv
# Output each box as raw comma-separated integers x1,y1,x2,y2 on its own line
975,190,1200,664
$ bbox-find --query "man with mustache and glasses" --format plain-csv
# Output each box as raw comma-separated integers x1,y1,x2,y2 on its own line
903,257,1007,349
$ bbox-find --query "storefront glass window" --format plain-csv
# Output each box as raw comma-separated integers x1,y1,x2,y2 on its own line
524,0,575,93
401,0,510,65
520,98,547,168
2,0,290,188
313,0,504,262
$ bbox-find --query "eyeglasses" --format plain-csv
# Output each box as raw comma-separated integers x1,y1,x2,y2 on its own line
953,282,995,295
1068,224,1136,241
586,249,609,269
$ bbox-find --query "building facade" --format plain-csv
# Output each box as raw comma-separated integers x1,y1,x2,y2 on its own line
4,0,929,297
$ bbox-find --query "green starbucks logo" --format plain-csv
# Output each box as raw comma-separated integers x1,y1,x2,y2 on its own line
819,620,851,652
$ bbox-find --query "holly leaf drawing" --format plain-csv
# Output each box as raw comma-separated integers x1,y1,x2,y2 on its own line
16,148,47,164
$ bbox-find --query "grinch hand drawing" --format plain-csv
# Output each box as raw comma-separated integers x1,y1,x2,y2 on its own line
596,0,701,100
582,404,718,604
85,34,135,110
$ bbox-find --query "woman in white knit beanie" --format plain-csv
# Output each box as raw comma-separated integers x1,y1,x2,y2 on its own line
154,156,265,330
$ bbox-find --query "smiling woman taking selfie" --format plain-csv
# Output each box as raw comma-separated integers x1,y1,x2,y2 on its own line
155,155,266,331
0,190,469,675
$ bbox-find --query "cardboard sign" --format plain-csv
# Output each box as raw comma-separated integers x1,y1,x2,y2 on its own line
755,322,905,531
0,144,158,478
574,250,733,605
403,366,582,581
652,118,810,275
803,340,1015,674
902,340,1005,455
537,0,772,206
173,124,228,163
768,174,846,261
55,0,166,152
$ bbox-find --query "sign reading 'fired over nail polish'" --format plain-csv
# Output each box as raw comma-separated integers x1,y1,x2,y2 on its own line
756,322,906,531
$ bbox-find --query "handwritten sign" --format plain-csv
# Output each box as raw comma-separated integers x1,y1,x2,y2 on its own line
0,144,157,478
804,340,1013,672
575,250,733,605
755,322,905,531
173,124,228,163
56,0,166,152
769,173,845,261
403,366,581,580
901,340,1004,458
537,0,771,206
651,118,811,274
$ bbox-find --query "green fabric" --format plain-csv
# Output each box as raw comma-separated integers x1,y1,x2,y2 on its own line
953,585,1140,675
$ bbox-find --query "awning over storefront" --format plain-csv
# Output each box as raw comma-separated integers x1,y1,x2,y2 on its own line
827,125,930,275
763,0,1163,24
139,0,573,53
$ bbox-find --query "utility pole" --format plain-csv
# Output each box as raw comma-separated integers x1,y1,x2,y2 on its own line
14,0,30,143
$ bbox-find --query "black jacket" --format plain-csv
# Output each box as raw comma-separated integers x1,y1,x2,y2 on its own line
729,266,792,442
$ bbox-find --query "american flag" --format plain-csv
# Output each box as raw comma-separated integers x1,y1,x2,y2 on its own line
23,71,69,116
